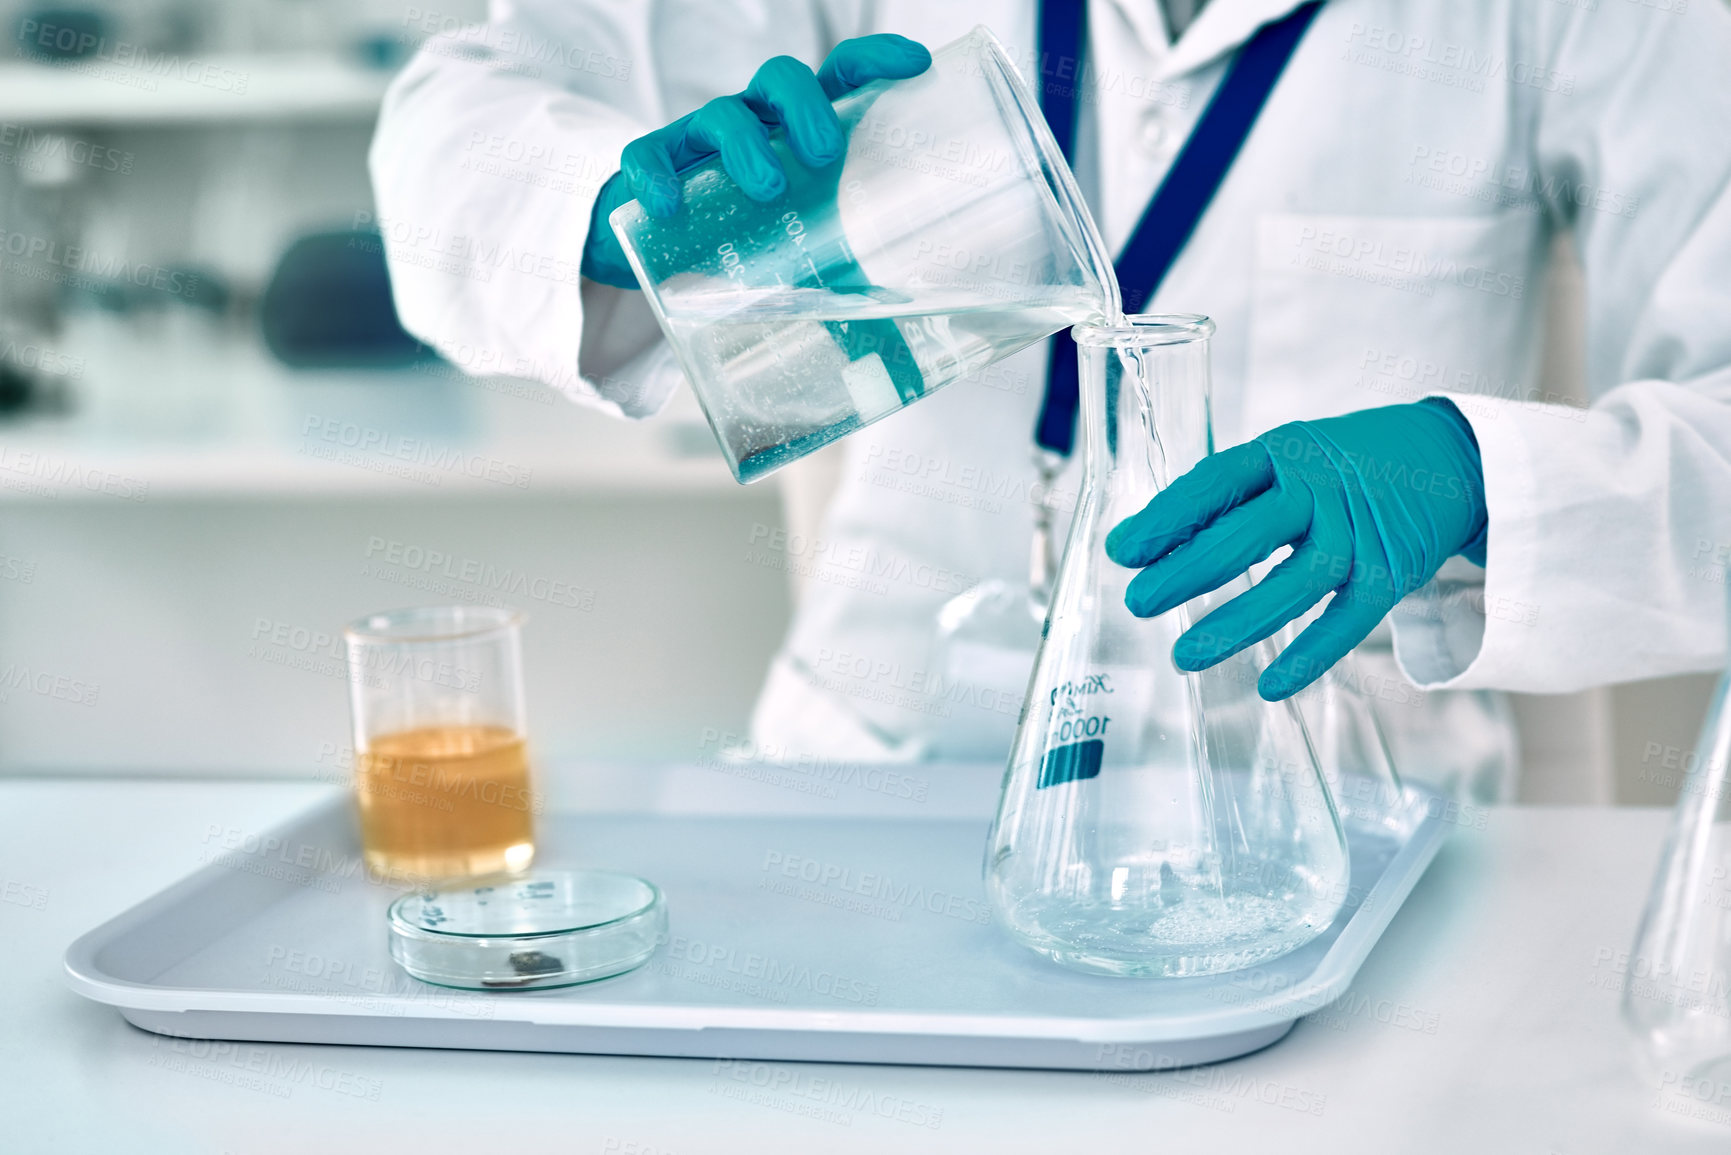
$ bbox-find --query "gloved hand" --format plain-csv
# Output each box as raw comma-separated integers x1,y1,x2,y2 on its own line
1104,398,1489,701
580,34,932,288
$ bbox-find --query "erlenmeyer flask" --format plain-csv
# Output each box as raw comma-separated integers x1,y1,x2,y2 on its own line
1294,652,1414,839
1624,605,1731,1083
986,315,1350,977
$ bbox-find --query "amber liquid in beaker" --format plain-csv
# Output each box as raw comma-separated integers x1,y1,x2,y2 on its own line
354,724,535,880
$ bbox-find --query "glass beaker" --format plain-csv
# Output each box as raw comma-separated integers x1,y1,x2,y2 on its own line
1624,588,1731,1085
343,606,536,881
611,25,1115,483
985,316,1351,977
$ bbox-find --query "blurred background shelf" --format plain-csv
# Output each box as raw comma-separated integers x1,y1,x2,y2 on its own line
0,0,796,779
0,322,742,499
0,52,394,126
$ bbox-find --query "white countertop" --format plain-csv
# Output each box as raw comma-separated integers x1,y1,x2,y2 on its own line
1,778,1720,1153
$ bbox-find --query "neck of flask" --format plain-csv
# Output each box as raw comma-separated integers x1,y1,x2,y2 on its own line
1070,315,1215,493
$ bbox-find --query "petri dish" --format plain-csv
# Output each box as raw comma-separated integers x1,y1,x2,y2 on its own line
387,869,666,990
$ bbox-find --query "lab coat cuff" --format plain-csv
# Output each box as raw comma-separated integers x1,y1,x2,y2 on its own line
562,150,685,420
548,128,654,415
1388,390,1549,690
575,321,685,420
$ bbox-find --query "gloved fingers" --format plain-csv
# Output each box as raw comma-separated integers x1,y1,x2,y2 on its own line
1257,590,1392,701
622,37,928,220
619,128,686,217
1122,488,1307,619
1256,421,1345,492
620,95,785,217
1170,541,1339,671
743,56,845,169
816,34,932,99
680,95,787,201
1105,442,1277,568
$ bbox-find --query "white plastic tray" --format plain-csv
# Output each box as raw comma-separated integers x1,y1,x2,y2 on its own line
64,764,1449,1071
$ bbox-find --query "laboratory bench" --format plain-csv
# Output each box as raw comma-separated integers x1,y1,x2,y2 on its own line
0,775,1720,1154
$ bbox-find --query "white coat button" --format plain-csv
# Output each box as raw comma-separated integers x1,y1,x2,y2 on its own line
1137,111,1167,155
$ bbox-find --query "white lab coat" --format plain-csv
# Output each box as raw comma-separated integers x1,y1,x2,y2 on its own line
371,0,1731,799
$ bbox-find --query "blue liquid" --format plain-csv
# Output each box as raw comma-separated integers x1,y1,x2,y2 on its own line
669,295,1100,483
736,413,863,484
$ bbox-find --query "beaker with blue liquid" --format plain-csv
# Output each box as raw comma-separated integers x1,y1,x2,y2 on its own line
610,26,1116,483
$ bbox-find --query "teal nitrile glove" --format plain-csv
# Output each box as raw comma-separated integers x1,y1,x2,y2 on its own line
1103,399,1489,701
580,34,932,288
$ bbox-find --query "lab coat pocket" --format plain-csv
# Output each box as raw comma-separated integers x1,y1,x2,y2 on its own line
1244,213,1544,434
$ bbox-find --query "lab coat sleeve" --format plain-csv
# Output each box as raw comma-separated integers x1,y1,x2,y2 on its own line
1390,0,1731,693
370,1,871,417
369,3,664,415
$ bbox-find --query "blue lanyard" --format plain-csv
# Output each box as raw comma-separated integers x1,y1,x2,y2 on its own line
1033,0,1324,455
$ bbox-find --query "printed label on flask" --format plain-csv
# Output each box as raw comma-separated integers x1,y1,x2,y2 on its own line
1037,671,1116,788
1038,738,1103,788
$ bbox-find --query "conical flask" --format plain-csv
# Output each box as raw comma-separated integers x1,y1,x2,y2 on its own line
986,315,1350,977
1624,606,1731,1083
1294,653,1414,839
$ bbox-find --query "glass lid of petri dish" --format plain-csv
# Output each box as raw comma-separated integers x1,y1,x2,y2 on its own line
387,869,665,990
